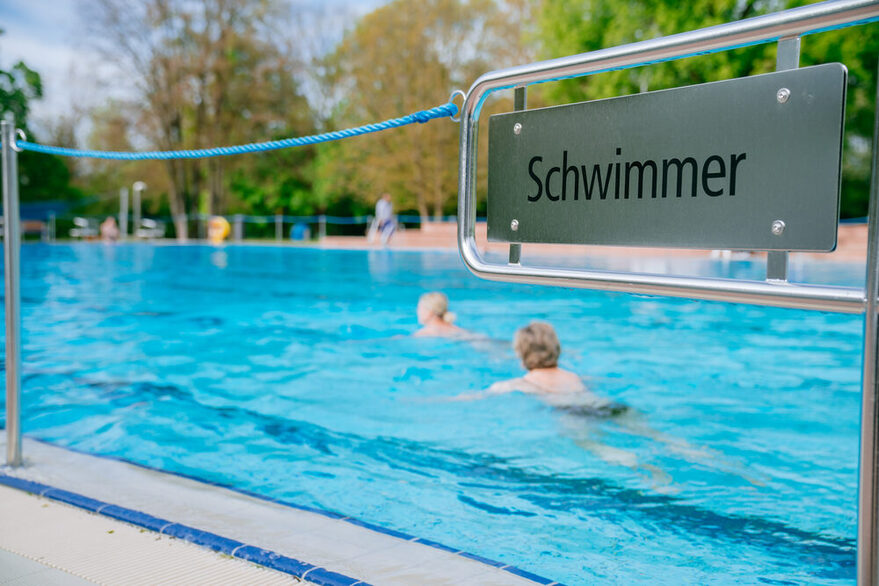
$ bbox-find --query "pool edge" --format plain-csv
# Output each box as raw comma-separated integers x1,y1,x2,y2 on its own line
0,472,366,586
4,436,563,585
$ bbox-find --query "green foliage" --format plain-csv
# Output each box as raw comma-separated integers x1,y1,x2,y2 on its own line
317,0,526,219
18,151,82,201
0,57,82,203
800,20,879,217
0,61,43,133
227,145,317,215
535,0,878,218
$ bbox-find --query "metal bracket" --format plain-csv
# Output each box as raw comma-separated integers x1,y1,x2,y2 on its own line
764,35,800,283
509,86,526,266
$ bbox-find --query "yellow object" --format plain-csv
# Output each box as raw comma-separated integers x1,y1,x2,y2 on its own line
208,216,230,245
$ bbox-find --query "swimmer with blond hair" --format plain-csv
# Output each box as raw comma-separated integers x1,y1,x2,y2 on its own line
414,292,467,338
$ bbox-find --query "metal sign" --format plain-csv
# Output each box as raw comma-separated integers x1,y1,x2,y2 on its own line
487,64,847,251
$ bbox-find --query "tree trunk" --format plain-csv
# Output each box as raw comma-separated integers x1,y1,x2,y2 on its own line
166,159,189,242
209,159,224,215
432,153,443,221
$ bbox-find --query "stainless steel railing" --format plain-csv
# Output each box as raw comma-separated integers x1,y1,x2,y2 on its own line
2,122,22,467
456,1,879,584
458,0,879,312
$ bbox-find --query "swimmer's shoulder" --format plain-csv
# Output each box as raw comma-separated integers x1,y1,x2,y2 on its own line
487,378,542,395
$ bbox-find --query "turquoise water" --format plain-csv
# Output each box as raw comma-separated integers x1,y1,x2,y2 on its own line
2,244,866,584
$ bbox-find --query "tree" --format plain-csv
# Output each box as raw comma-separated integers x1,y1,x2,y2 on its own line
0,47,82,202
534,0,879,218
75,101,172,218
317,0,531,220
82,0,314,238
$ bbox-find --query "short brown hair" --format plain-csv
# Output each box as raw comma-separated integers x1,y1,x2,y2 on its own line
513,322,560,369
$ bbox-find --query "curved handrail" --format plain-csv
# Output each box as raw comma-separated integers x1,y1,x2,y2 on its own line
457,0,879,314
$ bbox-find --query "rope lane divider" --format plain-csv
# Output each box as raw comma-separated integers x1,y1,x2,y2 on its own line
15,101,459,161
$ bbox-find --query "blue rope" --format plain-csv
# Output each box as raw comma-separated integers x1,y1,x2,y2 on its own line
16,102,458,160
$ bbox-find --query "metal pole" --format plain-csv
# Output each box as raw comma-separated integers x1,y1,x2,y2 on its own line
48,212,55,243
233,214,243,241
2,121,22,467
858,62,879,586
275,214,282,242
319,215,327,241
119,187,129,239
133,188,140,235
132,181,145,237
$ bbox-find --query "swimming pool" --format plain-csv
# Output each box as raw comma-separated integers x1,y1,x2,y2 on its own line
2,244,865,584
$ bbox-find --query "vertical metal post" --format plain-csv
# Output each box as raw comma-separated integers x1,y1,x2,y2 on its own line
233,214,243,241
275,214,282,242
2,121,22,467
766,36,799,282
119,187,129,239
319,215,327,241
48,212,55,243
858,62,879,586
509,87,526,265
132,181,145,237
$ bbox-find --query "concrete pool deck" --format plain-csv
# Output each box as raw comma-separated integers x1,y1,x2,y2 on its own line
0,485,296,585
0,438,555,585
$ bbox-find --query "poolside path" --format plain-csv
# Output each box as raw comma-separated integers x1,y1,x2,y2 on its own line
0,439,552,585
0,484,297,585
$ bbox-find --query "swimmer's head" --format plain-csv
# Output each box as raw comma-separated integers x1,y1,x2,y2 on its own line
514,322,560,370
417,292,456,324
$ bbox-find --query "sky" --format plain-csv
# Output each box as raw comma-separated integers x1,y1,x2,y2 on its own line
0,0,386,140
0,0,110,132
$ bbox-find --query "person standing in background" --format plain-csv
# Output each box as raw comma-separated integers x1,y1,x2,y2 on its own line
100,216,120,242
374,192,396,245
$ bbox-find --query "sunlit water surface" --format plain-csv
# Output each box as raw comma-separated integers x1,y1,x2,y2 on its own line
0,244,867,585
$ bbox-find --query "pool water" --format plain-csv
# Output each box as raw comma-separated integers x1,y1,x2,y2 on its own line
2,244,866,585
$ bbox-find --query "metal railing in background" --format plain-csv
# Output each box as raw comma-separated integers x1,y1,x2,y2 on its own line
47,212,464,243
456,1,879,583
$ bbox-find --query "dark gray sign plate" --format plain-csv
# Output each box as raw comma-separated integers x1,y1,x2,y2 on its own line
487,64,847,251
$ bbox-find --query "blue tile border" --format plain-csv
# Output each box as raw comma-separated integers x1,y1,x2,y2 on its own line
42,488,106,513
14,437,564,585
99,505,169,533
0,473,371,586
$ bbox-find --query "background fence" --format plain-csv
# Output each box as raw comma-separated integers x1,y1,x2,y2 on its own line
10,212,471,243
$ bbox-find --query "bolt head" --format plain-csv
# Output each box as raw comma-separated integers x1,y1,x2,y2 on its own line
510,219,519,231
513,123,522,135
771,220,786,235
776,88,790,104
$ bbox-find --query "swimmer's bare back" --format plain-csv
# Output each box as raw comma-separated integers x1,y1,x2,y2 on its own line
476,373,624,416
414,322,469,338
